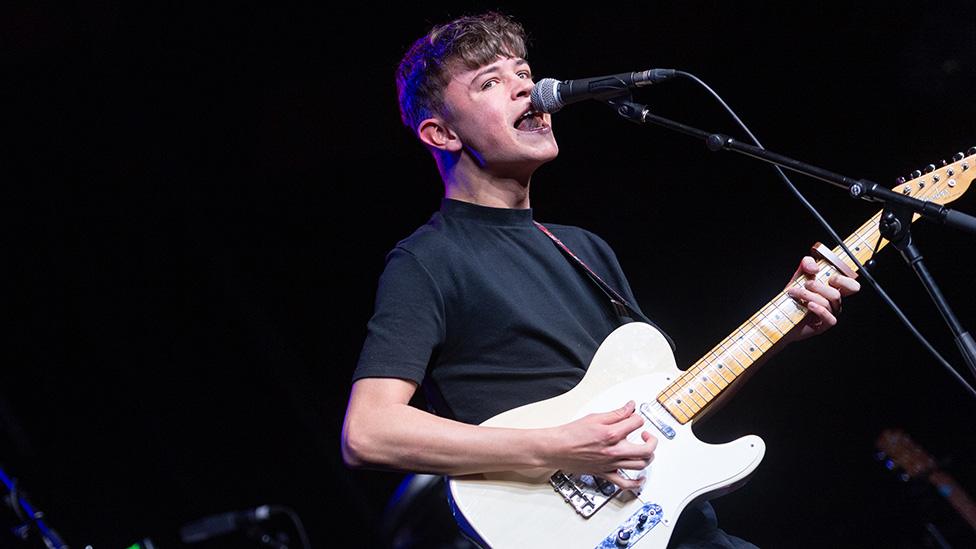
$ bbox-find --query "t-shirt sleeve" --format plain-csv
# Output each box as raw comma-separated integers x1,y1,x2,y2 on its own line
351,247,446,385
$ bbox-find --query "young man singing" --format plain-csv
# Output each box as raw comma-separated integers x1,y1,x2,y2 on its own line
342,12,859,548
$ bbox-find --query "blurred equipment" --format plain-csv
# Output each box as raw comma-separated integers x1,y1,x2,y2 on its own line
1,464,67,548
179,504,310,549
381,474,476,549
123,539,156,549
876,428,976,547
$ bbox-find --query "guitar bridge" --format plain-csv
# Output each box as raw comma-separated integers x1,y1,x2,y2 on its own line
549,471,620,518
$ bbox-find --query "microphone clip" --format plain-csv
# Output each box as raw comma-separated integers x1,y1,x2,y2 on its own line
603,94,648,125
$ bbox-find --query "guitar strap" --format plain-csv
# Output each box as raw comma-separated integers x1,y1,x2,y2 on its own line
534,221,676,351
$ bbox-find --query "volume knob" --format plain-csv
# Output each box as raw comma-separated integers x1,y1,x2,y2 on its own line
615,528,634,547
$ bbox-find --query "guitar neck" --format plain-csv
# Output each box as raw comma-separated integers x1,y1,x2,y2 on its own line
655,270,813,423
656,154,974,424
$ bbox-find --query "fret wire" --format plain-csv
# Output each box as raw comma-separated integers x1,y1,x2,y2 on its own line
699,361,727,391
755,317,784,344
668,406,689,423
686,388,708,408
703,368,729,390
667,393,695,416
728,338,754,373
759,305,788,336
710,350,741,382
720,340,751,372
773,295,803,321
728,331,756,371
695,378,718,399
747,319,775,348
746,329,771,355
674,395,699,415
768,300,798,333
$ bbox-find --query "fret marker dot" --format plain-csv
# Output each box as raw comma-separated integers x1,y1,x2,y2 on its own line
717,364,724,369
749,347,755,352
688,388,694,393
677,399,682,404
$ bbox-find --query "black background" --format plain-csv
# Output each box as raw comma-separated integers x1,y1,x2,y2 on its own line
6,2,976,548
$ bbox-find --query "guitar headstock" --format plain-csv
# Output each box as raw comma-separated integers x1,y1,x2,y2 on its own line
875,428,937,481
891,147,975,205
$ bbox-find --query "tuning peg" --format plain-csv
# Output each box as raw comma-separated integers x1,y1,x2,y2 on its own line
968,146,976,156
940,159,948,167
910,169,922,179
952,152,964,162
895,176,906,185
923,164,936,173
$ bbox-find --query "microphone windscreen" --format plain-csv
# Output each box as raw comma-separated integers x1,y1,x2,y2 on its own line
530,78,561,113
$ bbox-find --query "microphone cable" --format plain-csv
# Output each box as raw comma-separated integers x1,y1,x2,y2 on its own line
671,70,976,400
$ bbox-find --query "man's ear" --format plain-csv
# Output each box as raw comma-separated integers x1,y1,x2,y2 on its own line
417,117,462,152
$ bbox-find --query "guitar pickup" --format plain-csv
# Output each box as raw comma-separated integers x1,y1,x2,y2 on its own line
640,402,676,440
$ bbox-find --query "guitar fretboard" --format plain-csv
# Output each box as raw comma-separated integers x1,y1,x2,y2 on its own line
657,153,974,423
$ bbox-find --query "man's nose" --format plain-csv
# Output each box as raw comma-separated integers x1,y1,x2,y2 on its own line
513,77,533,99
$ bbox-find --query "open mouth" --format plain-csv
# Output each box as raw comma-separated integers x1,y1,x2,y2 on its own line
514,109,548,132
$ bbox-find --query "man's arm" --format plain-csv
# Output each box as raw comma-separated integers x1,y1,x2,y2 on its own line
341,377,656,489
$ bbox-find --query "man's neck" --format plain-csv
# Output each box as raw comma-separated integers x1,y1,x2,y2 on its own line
442,163,532,209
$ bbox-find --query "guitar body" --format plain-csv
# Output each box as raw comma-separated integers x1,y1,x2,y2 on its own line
448,322,766,548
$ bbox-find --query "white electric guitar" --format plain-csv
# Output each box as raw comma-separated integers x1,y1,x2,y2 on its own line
448,150,975,548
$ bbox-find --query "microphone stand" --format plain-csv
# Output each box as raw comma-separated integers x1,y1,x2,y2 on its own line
603,94,976,383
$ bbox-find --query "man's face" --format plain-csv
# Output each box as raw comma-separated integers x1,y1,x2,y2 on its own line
439,56,558,177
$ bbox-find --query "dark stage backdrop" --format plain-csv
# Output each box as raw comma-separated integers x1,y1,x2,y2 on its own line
6,2,976,548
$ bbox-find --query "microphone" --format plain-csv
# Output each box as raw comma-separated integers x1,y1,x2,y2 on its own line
180,505,273,543
530,69,675,113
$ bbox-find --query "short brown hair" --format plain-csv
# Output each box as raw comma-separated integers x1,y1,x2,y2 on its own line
396,12,528,134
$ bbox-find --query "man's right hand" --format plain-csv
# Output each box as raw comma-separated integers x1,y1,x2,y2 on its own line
542,400,657,490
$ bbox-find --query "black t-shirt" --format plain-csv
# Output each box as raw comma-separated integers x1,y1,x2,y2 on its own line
352,198,646,425
352,198,756,548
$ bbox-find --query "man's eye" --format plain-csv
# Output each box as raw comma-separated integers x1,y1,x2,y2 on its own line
481,79,498,90
518,72,531,79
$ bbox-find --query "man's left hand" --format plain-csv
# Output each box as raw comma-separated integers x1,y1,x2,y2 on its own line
786,256,861,342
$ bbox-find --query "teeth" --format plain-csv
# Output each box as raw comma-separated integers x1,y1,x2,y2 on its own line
515,110,540,129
